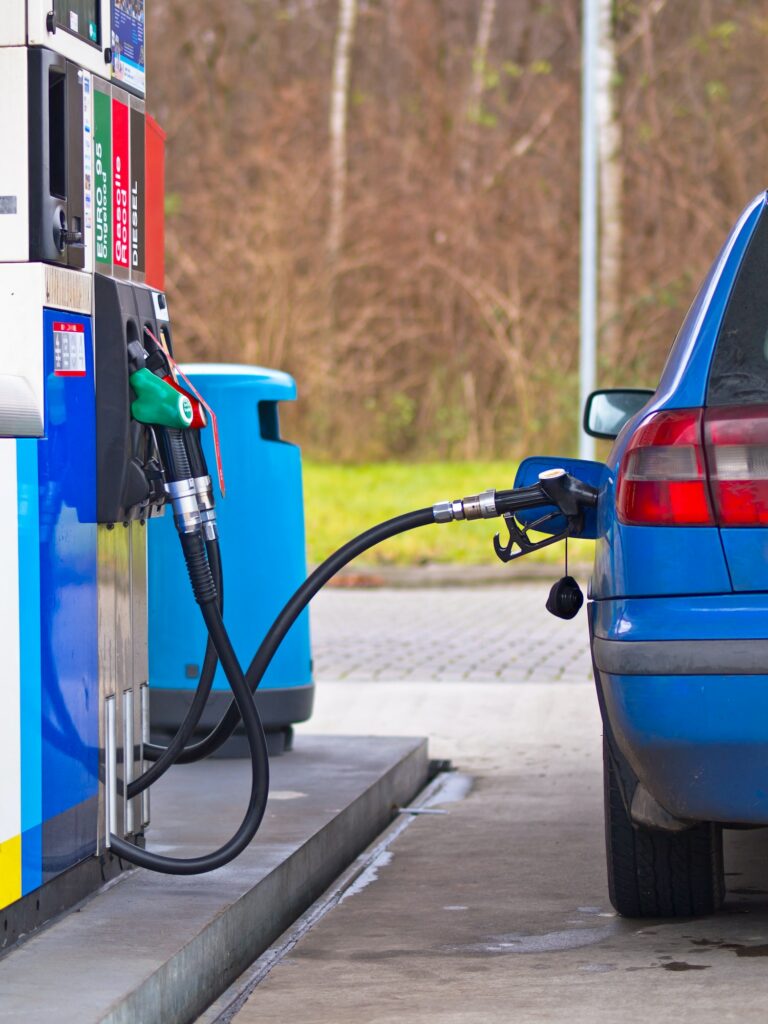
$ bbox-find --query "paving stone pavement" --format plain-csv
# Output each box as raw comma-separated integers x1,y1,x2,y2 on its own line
310,581,593,683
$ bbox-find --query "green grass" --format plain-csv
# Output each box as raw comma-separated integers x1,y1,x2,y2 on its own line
303,461,595,567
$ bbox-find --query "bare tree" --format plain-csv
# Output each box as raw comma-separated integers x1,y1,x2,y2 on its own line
597,0,622,363
327,0,358,266
151,0,768,461
458,0,498,187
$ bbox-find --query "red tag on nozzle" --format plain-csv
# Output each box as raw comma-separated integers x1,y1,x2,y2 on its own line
143,327,226,498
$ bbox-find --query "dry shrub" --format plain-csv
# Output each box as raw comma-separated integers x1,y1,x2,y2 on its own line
147,0,768,460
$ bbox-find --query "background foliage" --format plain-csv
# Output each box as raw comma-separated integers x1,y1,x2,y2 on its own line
147,0,768,461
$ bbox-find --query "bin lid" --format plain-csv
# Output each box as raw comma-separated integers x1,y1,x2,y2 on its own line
180,363,297,402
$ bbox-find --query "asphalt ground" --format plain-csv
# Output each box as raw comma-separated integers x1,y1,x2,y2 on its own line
220,582,768,1024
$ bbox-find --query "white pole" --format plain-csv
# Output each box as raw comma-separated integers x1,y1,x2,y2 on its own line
579,0,598,461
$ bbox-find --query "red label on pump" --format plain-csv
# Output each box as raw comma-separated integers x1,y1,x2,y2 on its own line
112,98,130,270
53,322,86,377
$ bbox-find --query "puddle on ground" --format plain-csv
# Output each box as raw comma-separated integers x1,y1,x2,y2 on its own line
339,850,394,903
447,924,616,955
661,961,710,972
688,937,768,958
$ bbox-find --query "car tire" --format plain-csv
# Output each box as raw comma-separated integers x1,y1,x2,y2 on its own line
603,739,725,918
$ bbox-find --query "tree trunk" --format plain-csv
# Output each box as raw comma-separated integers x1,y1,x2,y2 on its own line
597,0,622,365
327,0,358,266
458,0,497,188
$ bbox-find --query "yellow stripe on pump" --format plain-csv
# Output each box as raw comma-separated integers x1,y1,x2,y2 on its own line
0,836,21,910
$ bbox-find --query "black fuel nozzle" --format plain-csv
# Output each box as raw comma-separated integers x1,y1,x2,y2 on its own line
126,339,148,375
537,468,598,518
444,471,598,565
433,471,597,528
433,483,552,523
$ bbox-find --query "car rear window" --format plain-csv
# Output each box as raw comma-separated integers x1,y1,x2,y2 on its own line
708,207,768,406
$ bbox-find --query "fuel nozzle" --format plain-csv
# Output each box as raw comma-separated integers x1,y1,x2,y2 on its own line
537,468,598,516
130,368,195,430
136,350,218,537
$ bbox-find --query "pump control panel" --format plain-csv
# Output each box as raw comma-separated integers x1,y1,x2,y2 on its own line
0,45,159,280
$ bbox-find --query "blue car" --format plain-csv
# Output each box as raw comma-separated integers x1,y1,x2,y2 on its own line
516,190,768,918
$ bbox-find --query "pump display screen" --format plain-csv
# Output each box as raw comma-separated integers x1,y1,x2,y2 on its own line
112,0,145,96
55,0,100,45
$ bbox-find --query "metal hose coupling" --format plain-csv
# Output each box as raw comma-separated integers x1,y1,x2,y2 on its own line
166,478,202,535
433,488,497,523
192,475,218,540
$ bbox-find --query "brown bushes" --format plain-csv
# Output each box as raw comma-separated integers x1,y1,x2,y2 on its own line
148,1,768,460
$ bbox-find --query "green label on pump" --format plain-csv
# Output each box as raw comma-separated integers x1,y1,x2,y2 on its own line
93,88,112,268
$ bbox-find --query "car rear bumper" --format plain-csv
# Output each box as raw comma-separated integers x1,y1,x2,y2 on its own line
597,667,768,823
592,598,768,824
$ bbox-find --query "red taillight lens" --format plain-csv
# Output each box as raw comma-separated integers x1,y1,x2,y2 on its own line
704,405,768,525
617,409,714,525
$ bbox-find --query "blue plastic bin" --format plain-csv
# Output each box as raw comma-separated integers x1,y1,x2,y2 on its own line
147,364,313,754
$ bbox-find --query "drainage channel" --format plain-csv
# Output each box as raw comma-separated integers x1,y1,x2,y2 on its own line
201,768,474,1024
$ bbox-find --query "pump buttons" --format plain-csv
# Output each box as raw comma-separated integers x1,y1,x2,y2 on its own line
545,575,584,620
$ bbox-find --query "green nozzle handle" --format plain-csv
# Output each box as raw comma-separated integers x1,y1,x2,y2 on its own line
130,368,194,429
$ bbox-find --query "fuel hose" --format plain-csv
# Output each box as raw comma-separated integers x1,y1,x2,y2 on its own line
152,486,549,764
115,477,576,872
126,537,222,798
133,482,554,782
111,506,437,873
173,506,436,763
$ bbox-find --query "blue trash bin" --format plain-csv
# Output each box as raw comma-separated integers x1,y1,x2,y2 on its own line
147,364,313,755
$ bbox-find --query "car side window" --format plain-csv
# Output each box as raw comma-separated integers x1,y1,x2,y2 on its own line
708,209,768,406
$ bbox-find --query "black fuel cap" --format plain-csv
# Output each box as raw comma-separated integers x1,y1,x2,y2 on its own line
546,576,584,620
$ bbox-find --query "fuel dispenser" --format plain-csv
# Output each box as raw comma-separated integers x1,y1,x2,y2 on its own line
0,0,163,942
0,0,601,949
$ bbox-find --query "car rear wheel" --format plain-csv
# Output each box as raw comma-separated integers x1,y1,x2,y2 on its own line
603,739,725,918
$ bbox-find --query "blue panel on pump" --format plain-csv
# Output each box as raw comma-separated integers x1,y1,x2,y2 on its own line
38,310,99,878
17,438,42,895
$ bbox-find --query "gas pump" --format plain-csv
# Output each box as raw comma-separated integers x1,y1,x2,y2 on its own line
0,0,162,941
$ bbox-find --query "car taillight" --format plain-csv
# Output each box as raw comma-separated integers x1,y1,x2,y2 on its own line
616,409,714,525
704,405,768,525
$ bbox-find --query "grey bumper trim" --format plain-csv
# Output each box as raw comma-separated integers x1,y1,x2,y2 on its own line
593,637,768,676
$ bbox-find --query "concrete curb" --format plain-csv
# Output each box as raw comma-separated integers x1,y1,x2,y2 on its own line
324,562,592,589
0,737,430,1024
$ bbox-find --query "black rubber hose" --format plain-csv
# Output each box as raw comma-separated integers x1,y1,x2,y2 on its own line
127,537,222,798
184,428,208,480
173,507,436,764
158,428,192,482
110,532,270,874
125,425,220,798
